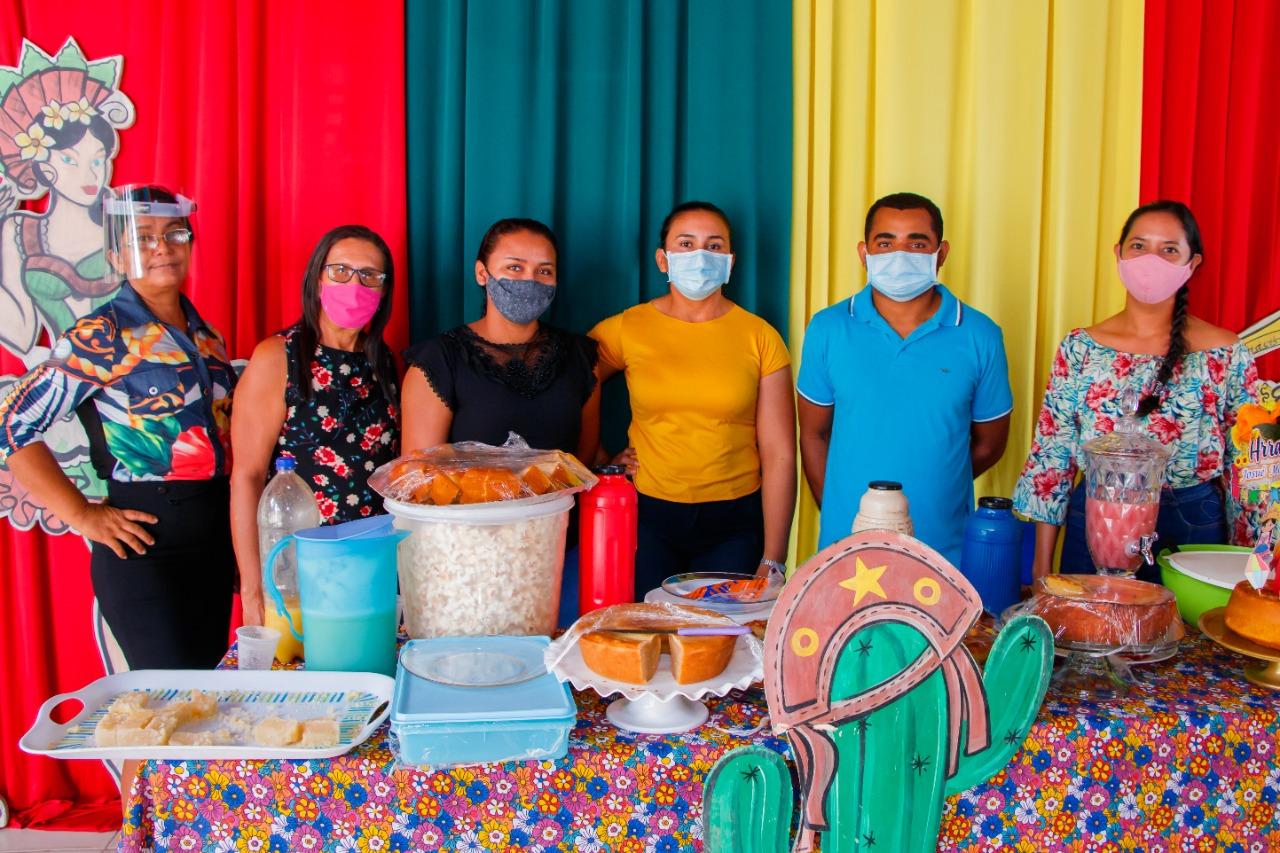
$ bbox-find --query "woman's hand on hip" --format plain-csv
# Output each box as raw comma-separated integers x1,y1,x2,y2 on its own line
73,502,158,559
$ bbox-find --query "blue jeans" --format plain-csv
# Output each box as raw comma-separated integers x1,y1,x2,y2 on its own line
1060,480,1226,583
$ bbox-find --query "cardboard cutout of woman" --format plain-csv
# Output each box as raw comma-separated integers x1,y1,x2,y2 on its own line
0,37,135,532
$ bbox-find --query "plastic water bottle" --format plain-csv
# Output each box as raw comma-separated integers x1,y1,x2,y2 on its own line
960,496,1023,615
257,456,321,660
578,465,638,614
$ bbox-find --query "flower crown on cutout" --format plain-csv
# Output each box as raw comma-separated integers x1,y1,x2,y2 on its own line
0,38,135,199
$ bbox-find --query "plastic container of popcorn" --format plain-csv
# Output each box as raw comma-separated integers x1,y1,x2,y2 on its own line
386,493,573,638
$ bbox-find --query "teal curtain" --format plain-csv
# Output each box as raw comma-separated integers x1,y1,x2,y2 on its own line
405,0,792,447
405,0,792,337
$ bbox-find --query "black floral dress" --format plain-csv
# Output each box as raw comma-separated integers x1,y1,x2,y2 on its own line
271,325,400,523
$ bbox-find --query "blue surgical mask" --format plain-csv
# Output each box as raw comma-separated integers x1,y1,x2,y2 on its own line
665,249,732,301
865,250,939,302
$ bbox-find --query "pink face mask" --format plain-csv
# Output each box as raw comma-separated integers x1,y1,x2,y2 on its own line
320,282,382,329
1117,253,1194,304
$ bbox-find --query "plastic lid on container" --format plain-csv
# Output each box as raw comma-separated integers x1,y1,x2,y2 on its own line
384,491,574,524
1164,549,1250,590
294,514,393,542
275,456,297,472
595,464,627,476
868,480,902,491
978,496,1013,510
393,636,575,724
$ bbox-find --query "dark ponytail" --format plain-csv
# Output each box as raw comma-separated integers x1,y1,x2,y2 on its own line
1118,200,1203,418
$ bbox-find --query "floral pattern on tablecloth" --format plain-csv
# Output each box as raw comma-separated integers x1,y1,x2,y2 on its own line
121,634,1280,852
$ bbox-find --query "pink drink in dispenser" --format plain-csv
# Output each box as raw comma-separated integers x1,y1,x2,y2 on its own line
1081,395,1170,576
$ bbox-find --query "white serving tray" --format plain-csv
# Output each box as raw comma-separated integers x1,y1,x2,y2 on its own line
644,587,776,623
21,669,393,761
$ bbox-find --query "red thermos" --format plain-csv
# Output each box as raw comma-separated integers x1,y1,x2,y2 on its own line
579,465,638,614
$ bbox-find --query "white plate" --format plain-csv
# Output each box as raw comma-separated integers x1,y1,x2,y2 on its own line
1166,550,1249,589
21,669,393,761
549,634,763,703
400,645,544,688
644,586,775,623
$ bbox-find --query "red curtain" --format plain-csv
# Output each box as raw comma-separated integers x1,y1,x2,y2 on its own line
0,1,407,829
1142,0,1280,376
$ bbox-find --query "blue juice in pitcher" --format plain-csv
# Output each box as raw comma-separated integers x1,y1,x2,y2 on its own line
300,607,398,676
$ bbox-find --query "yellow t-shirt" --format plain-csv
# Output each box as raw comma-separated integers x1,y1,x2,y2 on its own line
590,302,791,504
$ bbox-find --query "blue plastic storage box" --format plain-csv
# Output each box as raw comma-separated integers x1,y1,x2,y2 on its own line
390,635,576,769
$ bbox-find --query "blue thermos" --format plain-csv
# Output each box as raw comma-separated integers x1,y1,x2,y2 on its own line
960,496,1023,615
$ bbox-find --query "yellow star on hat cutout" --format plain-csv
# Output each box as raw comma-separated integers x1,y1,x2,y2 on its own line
839,557,888,605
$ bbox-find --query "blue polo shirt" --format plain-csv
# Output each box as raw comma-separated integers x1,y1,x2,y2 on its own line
796,284,1012,565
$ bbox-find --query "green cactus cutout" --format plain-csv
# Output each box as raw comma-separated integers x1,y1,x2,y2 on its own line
814,614,1053,853
945,615,1054,795
703,746,794,853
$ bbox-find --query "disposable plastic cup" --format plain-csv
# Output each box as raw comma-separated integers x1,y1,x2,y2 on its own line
237,626,281,670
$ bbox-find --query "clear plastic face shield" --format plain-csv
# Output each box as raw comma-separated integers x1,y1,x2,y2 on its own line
102,184,197,282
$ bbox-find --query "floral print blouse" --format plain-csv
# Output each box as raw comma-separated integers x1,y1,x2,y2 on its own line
1014,329,1259,526
270,325,399,524
0,282,234,481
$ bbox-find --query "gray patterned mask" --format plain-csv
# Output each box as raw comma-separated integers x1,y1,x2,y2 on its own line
486,273,556,325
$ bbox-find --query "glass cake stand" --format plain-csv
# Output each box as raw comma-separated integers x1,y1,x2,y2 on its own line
1000,604,1180,698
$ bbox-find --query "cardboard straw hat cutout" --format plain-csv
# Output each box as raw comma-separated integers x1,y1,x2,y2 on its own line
751,530,1052,853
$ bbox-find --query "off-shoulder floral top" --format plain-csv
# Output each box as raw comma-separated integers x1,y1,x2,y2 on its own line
1014,328,1258,529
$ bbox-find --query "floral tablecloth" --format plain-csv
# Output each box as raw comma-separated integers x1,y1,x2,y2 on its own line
121,633,1280,852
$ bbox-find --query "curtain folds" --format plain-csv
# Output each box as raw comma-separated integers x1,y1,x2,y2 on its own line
789,0,1145,560
1141,0,1280,376
0,0,407,827
404,0,794,447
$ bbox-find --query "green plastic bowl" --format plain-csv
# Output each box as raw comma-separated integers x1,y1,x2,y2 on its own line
1158,545,1249,626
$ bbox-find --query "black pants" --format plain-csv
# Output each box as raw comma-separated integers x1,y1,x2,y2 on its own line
91,479,235,669
634,490,765,599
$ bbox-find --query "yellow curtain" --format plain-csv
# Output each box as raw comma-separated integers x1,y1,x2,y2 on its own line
789,0,1145,564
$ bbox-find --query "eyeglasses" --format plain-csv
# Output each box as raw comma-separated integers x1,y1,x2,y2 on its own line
125,229,193,251
323,263,387,288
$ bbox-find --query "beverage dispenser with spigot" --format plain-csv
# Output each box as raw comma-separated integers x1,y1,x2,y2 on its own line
1081,393,1171,576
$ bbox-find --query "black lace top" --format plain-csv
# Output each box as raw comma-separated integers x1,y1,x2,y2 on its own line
404,324,598,453
271,325,400,523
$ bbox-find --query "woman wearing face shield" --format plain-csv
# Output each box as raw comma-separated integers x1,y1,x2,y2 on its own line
0,185,237,669
230,225,401,628
401,218,601,459
590,201,796,599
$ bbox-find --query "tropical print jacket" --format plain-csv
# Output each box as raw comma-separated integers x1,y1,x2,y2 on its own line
1014,329,1258,527
0,282,235,481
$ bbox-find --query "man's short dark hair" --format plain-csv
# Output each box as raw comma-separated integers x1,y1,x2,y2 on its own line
864,192,944,242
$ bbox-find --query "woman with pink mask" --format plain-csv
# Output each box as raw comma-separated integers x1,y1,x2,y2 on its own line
230,225,400,626
1015,201,1259,582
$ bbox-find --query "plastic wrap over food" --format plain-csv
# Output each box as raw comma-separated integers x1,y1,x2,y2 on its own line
369,433,597,506
1005,575,1185,652
544,602,764,677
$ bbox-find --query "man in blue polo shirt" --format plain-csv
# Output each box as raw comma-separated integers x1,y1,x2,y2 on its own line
796,192,1012,566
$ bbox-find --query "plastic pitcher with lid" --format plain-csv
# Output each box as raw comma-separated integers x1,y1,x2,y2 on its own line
264,514,407,675
1081,392,1171,576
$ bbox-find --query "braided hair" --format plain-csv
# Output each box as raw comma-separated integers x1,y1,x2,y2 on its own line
1117,200,1203,418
